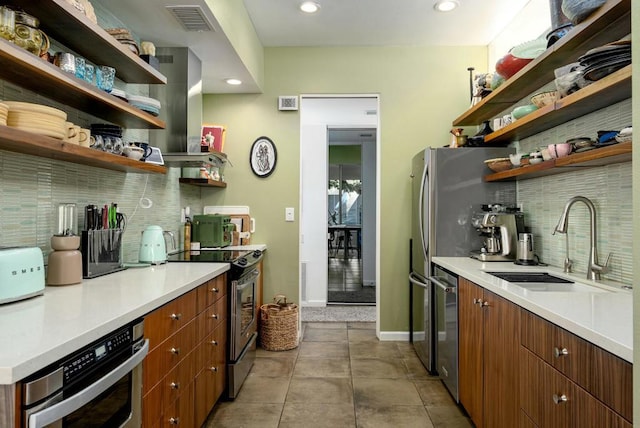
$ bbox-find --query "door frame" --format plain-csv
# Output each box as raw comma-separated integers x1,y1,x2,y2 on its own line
298,94,381,327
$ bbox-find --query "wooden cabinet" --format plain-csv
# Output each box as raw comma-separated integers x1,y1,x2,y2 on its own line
0,0,168,174
520,310,632,427
458,277,521,428
142,273,228,428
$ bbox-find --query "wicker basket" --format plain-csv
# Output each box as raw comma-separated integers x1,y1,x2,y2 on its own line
259,295,299,351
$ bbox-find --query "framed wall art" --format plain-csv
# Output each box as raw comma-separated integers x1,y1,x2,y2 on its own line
250,136,277,177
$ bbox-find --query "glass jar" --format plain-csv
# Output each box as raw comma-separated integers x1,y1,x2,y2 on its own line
0,6,15,41
13,10,49,56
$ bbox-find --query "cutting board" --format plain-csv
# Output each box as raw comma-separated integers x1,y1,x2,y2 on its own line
229,214,251,245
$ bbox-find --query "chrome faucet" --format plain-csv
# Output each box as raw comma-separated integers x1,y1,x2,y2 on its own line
552,196,610,281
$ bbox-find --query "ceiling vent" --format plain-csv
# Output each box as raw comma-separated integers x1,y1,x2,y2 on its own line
278,96,299,111
166,5,215,32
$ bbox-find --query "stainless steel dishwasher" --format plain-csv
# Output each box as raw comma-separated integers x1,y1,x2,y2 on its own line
431,265,458,402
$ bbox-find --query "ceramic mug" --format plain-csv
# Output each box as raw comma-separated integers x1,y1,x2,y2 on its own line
78,128,90,147
133,142,152,160
65,122,79,144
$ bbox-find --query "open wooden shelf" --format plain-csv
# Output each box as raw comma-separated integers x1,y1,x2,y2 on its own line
178,178,227,188
484,65,631,144
0,38,165,129
5,0,166,84
0,125,167,174
453,0,631,126
484,141,631,182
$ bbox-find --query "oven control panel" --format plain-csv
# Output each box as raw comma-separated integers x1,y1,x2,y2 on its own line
62,326,132,384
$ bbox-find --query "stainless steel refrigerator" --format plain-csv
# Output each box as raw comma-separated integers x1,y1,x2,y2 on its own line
409,147,515,401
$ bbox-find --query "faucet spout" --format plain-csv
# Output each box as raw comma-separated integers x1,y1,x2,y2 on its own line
553,196,608,281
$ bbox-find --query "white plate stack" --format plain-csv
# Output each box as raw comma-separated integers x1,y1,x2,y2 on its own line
128,95,161,116
0,102,8,126
5,101,68,139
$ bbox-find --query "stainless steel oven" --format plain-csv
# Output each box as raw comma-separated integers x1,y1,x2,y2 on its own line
20,319,148,428
228,251,262,399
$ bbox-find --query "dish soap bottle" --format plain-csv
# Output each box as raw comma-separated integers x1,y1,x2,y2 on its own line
183,207,192,251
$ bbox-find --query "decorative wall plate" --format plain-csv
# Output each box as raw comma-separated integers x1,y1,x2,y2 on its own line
250,136,277,177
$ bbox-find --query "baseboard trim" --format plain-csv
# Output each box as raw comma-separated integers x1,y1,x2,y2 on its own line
301,300,327,307
378,331,409,341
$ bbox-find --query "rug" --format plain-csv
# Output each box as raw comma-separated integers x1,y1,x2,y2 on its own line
328,287,376,304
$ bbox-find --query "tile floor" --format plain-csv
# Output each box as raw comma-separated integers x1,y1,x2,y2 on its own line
205,322,472,427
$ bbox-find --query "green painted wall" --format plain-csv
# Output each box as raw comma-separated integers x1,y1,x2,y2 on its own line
330,145,361,164
202,45,487,332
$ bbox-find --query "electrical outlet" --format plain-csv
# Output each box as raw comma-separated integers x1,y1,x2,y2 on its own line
285,207,295,222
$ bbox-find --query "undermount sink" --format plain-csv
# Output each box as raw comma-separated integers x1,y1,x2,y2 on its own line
486,271,608,293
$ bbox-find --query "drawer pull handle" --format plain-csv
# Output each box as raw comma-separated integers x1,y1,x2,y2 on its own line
554,347,569,358
473,298,483,306
170,382,180,389
211,340,218,346
481,301,489,307
169,417,179,425
210,366,218,372
211,287,219,293
552,394,568,404
170,313,182,321
211,314,219,319
170,347,181,355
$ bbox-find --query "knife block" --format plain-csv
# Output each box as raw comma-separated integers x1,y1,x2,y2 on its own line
81,229,125,278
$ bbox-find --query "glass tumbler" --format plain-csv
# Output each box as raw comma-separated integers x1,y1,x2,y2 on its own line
74,56,85,80
96,65,115,93
84,64,95,85
0,6,15,41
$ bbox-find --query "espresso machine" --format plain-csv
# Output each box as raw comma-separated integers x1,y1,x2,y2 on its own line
470,204,525,262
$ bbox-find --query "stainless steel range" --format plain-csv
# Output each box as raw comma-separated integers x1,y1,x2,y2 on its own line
167,248,263,398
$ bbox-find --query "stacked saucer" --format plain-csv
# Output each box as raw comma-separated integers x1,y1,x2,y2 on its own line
579,40,631,82
5,101,67,139
90,123,123,139
128,95,161,116
0,102,8,126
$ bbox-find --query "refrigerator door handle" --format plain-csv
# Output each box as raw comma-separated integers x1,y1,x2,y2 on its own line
409,272,429,288
419,161,429,261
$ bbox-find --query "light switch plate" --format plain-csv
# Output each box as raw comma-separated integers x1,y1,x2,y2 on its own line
285,207,295,222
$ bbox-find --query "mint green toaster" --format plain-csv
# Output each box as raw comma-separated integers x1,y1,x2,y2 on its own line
0,247,45,304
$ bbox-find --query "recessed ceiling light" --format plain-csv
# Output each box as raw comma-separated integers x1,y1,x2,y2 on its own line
433,0,459,12
226,78,242,85
300,1,320,13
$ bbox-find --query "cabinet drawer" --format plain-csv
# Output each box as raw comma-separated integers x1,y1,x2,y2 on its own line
521,310,590,383
197,296,227,338
195,361,226,427
145,289,197,351
521,310,632,421
198,321,227,370
520,347,631,428
197,274,227,311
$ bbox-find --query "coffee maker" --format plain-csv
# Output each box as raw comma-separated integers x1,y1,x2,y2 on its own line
470,204,525,262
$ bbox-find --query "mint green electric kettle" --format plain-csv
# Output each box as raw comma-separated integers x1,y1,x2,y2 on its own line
139,225,175,264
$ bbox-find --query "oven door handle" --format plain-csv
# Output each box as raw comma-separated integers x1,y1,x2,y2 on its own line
28,339,149,428
235,270,260,289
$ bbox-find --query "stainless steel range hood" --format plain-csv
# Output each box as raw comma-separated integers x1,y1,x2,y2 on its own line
149,47,225,167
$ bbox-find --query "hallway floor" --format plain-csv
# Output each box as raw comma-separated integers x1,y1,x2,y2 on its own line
205,322,472,427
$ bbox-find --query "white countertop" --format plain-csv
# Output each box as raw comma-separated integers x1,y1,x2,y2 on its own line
432,257,633,363
0,263,229,384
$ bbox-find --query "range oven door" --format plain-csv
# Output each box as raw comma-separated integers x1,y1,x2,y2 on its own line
228,268,259,399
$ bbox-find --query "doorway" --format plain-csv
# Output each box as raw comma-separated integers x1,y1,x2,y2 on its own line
327,131,375,305
299,95,379,322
